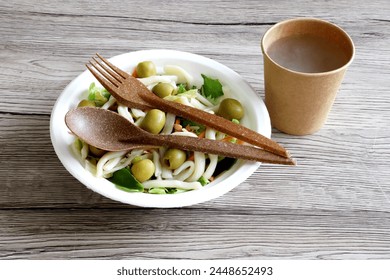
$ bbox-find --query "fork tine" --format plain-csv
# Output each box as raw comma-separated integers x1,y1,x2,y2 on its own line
89,60,120,87
86,63,118,94
96,53,129,79
92,56,124,84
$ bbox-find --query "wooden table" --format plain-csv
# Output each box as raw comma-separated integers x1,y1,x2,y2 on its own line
1,0,389,259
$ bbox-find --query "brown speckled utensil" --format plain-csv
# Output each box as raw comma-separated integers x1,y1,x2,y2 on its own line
86,53,290,158
65,107,295,165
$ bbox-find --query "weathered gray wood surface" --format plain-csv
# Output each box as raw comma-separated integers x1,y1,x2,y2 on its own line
1,0,389,259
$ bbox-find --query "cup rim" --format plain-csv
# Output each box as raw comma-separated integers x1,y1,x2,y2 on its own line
261,17,355,76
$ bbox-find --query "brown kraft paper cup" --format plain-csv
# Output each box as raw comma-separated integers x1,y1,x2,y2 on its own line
261,18,355,135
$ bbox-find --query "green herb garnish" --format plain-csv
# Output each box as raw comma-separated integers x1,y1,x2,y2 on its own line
108,168,144,192
200,74,224,103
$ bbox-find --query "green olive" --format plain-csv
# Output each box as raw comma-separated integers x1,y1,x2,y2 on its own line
77,99,96,108
163,149,187,170
216,98,244,120
140,109,166,134
131,159,155,182
136,61,156,78
152,83,174,98
89,145,106,157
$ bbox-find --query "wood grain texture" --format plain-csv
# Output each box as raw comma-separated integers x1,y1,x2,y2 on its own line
1,0,390,259
1,209,390,259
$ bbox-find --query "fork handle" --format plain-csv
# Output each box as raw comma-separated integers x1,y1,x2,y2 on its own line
138,89,290,158
152,134,295,165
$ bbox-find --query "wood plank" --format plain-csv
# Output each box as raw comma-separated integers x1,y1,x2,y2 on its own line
1,209,389,259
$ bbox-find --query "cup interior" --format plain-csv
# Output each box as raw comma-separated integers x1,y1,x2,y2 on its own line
262,18,355,74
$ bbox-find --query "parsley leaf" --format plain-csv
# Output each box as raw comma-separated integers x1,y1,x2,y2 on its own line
200,74,224,102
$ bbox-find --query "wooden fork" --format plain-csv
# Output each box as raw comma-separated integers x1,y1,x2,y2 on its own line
86,53,290,158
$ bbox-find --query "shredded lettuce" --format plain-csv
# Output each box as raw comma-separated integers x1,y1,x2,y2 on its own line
166,188,188,194
74,138,83,151
148,187,167,194
175,89,198,98
88,82,111,107
148,187,189,194
163,95,189,104
164,88,198,105
176,83,187,94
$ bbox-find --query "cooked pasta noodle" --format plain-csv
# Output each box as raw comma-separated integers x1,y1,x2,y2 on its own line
202,128,219,179
195,92,214,107
190,98,208,110
130,108,146,119
163,65,193,85
101,95,116,110
96,151,127,178
101,150,144,176
152,150,162,180
173,161,195,181
143,180,201,190
161,113,176,135
103,156,122,171
186,152,206,182
139,75,178,88
80,140,89,160
117,103,134,123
